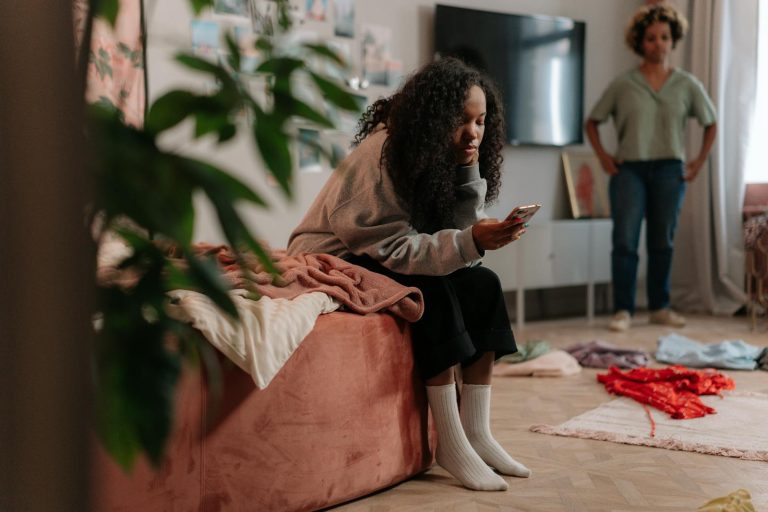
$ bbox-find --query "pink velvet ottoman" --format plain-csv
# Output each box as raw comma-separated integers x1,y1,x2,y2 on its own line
93,311,436,511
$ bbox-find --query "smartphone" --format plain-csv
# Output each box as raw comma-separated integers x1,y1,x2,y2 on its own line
505,203,541,223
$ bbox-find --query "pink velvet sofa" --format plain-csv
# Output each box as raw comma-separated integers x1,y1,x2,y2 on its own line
93,310,436,512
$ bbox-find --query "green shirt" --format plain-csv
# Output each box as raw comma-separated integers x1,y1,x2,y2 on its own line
589,68,716,161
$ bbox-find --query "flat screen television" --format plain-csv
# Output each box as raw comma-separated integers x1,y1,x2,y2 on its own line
434,5,586,147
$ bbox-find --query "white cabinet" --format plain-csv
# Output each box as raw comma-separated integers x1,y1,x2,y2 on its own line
482,219,613,331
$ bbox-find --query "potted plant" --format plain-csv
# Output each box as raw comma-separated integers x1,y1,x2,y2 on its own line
81,0,360,469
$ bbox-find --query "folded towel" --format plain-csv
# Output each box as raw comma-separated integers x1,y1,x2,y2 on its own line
492,350,581,377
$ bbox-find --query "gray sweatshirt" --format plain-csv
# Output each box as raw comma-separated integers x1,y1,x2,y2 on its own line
286,128,488,276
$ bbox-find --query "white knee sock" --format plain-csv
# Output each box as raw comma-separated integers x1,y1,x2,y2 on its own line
426,384,508,491
460,383,532,478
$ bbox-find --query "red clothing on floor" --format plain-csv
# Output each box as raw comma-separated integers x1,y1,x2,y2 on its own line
597,365,735,419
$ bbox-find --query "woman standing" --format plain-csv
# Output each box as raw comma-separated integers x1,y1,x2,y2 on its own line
288,57,531,491
585,3,717,332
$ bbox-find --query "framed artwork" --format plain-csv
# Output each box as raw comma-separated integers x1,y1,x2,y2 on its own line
333,0,355,38
233,25,260,73
360,24,391,86
298,128,322,173
305,0,328,21
214,0,249,18
190,20,221,56
562,151,611,219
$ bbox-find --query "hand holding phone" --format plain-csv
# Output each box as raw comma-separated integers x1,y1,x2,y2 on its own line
505,203,541,223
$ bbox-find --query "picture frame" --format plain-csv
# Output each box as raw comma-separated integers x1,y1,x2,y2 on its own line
213,0,250,18
333,0,355,38
297,128,322,173
305,0,329,22
562,151,611,219
190,20,221,57
360,24,391,86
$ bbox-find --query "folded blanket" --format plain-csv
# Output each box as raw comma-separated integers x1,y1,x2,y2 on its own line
166,289,339,388
100,240,427,385
565,340,649,369
194,244,424,322
492,350,581,377
497,340,550,364
656,333,764,371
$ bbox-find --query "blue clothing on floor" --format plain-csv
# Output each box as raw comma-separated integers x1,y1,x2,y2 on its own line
656,333,764,370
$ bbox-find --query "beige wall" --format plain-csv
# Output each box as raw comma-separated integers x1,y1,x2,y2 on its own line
147,0,644,248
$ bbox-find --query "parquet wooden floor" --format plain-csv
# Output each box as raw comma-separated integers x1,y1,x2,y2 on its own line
333,314,768,512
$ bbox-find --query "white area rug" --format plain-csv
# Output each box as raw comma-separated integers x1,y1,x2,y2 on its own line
531,391,768,461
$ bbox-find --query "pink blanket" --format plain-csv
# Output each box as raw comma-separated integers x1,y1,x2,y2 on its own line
194,244,424,322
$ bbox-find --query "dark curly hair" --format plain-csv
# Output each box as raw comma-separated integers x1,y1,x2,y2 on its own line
625,3,689,57
353,57,506,233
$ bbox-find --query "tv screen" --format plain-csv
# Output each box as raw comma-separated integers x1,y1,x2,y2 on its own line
434,5,585,147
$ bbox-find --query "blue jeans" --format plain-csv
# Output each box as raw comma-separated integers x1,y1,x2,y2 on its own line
609,159,686,314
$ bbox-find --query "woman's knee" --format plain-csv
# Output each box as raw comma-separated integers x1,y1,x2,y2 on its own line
646,222,676,252
472,265,502,285
612,218,643,253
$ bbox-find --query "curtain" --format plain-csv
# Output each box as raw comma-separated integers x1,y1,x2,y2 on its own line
671,0,759,314
73,0,145,127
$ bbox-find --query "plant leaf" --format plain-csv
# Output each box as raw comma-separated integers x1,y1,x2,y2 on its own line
176,53,223,74
147,90,198,133
165,263,197,291
175,54,238,95
184,252,238,318
278,94,334,128
95,261,181,469
256,56,304,76
253,111,292,197
208,199,278,276
217,122,237,143
308,71,359,111
194,111,229,139
189,0,214,15
176,157,267,206
97,0,119,26
302,42,347,67
224,33,240,72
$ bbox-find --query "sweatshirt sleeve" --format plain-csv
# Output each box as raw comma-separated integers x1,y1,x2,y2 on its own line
453,163,489,229
327,180,483,276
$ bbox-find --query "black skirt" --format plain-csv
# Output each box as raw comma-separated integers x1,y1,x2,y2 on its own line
346,255,518,380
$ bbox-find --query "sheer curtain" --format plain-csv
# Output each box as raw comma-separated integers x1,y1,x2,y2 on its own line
671,0,759,314
744,1,768,185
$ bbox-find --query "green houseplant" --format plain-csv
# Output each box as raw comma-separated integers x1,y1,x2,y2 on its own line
83,0,360,469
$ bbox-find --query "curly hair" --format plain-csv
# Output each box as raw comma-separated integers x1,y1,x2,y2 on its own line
353,57,506,233
625,3,689,57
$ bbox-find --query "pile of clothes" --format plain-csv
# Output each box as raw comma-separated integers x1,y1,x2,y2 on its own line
493,333,767,378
